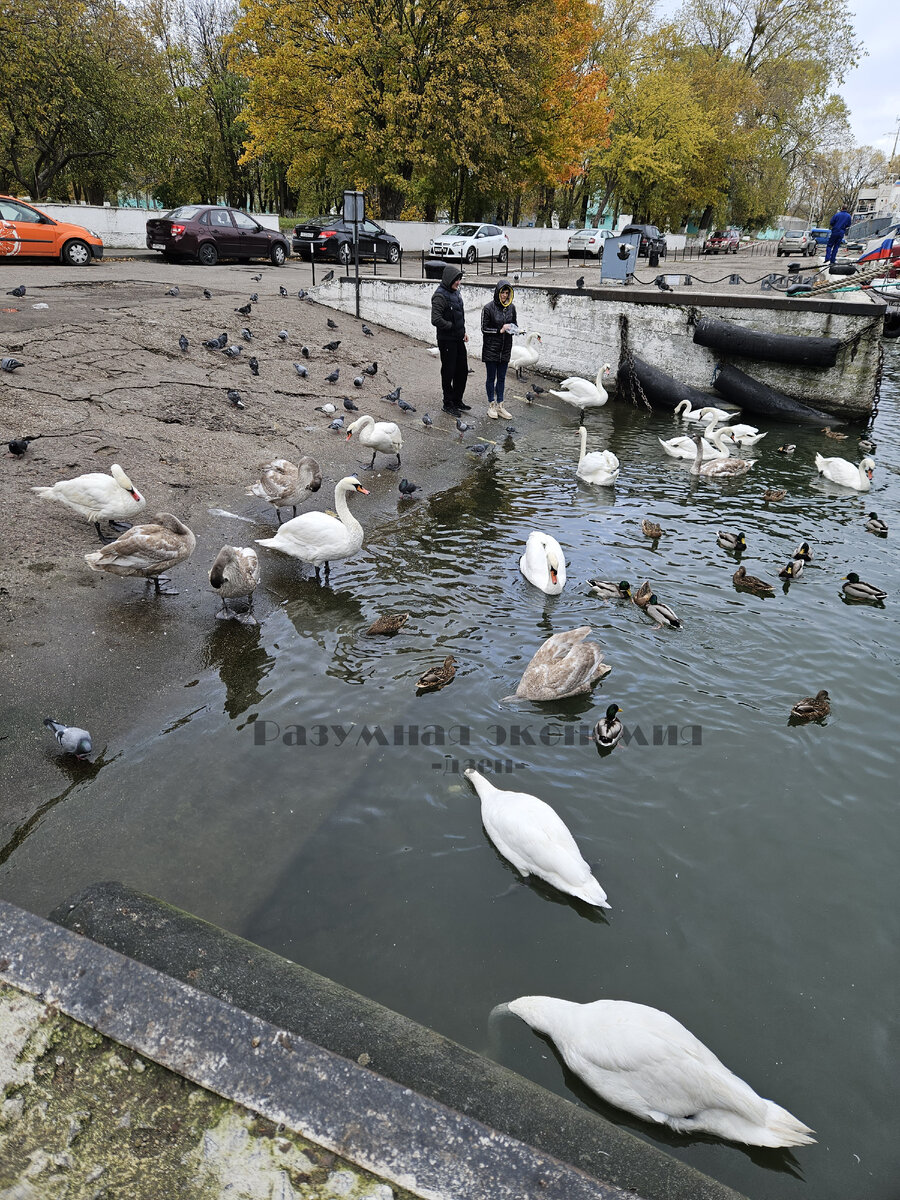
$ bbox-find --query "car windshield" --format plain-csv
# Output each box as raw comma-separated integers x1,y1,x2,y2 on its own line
441,225,479,237
303,216,343,229
165,206,204,220
711,231,726,238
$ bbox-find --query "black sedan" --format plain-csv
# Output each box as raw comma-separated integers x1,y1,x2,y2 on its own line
146,205,290,266
292,216,401,265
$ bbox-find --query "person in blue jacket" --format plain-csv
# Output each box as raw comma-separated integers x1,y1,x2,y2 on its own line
825,205,852,264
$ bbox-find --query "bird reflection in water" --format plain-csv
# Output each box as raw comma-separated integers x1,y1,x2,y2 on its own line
205,622,275,720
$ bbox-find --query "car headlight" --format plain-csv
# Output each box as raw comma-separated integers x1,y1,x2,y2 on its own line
87,230,101,239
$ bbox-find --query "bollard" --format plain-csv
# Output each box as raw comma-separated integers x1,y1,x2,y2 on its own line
648,249,659,268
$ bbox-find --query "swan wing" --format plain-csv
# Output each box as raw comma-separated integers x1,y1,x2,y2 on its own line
258,511,352,559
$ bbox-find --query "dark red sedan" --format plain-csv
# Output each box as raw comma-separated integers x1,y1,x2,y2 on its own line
146,205,290,266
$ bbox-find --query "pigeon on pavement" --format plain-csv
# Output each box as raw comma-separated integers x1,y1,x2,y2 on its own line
44,717,92,759
2,357,25,371
7,285,26,298
166,286,180,296
226,389,245,409
293,363,308,378
321,270,334,283
322,340,341,351
235,302,252,316
325,368,340,383
178,335,189,353
362,324,374,336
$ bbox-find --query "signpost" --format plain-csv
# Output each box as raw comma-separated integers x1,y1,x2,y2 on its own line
343,189,364,318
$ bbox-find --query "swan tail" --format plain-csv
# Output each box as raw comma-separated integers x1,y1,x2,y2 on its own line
32,486,56,500
693,1100,815,1148
760,1101,816,1147
255,536,281,549
814,453,826,473
572,876,611,908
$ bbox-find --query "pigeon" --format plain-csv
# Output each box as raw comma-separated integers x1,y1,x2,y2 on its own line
363,362,378,376
384,386,401,403
422,413,433,427
327,318,338,330
178,334,189,353
301,346,310,359
655,276,672,291
399,478,420,496
235,302,252,315
576,276,585,289
277,330,289,341
506,425,518,435
293,363,308,379
528,382,546,393
1,357,25,372
203,288,212,299
323,340,341,351
223,345,242,358
297,289,308,300
325,368,340,384
328,417,345,432
353,376,365,388
226,389,245,409
8,436,37,456
398,398,416,412
342,396,357,411
525,392,537,404
456,418,472,433
166,286,180,296
44,717,92,759
242,328,254,341
203,332,228,350
249,293,258,302
467,443,489,455
279,286,288,297
251,273,262,282
362,324,374,337
7,285,26,297
321,270,334,283
248,356,259,376
315,403,336,415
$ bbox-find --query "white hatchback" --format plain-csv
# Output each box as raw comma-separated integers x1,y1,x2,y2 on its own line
568,228,612,257
429,223,509,263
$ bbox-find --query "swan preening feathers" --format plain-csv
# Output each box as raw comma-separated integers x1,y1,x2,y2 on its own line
209,546,260,623
246,457,322,522
84,513,196,595
508,627,611,701
504,996,815,1147
519,531,566,594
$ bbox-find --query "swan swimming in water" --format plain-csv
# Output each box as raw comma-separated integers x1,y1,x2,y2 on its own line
575,426,619,485
256,475,368,578
519,531,566,594
507,627,611,701
503,995,815,1147
814,453,875,491
658,425,734,461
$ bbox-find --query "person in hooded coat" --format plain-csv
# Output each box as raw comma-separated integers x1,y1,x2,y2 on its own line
430,264,471,414
481,278,517,418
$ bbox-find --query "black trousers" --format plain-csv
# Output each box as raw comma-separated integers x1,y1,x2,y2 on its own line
438,339,468,408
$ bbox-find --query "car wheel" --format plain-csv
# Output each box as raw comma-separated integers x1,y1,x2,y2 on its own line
338,242,352,266
270,242,287,266
807,245,817,257
386,244,400,265
197,242,218,267
465,246,477,264
777,249,784,257
62,239,91,266
498,246,508,263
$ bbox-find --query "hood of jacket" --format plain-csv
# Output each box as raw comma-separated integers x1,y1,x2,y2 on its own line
493,278,514,306
441,264,463,289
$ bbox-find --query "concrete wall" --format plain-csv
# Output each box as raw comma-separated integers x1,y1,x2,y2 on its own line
311,276,881,415
36,204,280,248
379,223,688,253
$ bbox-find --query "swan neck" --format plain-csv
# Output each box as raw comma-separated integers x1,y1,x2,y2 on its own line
690,441,703,474
334,482,361,531
578,426,587,463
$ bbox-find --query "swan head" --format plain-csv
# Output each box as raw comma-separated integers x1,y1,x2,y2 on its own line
340,475,369,495
861,457,875,479
110,463,142,501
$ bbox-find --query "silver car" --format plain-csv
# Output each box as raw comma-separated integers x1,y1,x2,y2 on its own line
567,228,612,257
777,230,817,257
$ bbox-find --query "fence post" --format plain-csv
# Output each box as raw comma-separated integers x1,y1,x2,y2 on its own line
311,257,316,286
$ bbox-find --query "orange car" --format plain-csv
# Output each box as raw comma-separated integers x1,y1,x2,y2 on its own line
0,195,104,265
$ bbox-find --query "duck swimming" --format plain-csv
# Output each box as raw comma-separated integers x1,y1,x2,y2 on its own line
790,689,830,720
733,566,774,596
842,572,886,601
593,703,623,749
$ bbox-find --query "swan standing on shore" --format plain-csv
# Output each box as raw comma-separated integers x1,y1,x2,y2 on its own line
550,365,610,424
575,426,619,485
257,475,368,578
346,415,403,470
209,546,260,623
246,457,322,523
519,531,566,593
503,995,815,1147
464,768,610,908
33,463,146,542
84,513,195,595
814,453,875,491
509,332,542,377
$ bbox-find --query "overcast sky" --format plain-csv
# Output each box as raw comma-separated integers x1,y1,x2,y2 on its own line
838,0,900,158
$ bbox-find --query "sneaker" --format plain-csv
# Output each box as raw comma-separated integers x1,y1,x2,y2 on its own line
496,401,512,418
487,402,500,419
442,404,462,414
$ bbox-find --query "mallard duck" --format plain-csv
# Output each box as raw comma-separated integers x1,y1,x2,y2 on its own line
779,558,804,581
366,612,409,636
865,512,888,535
793,540,813,562
842,572,886,601
345,414,403,470
733,566,775,595
645,594,681,629
84,513,195,595
508,628,610,702
762,488,787,502
519,531,566,594
858,437,876,454
503,995,815,1147
777,444,796,455
690,434,755,478
790,689,830,720
717,530,746,551
246,457,322,523
821,426,848,439
33,463,146,542
588,579,631,600
256,476,368,579
416,655,456,693
641,519,663,538
208,545,260,623
593,703,623,749
632,580,652,609
464,769,610,907
814,453,875,491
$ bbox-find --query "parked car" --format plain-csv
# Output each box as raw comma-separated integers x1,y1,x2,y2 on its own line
619,224,667,257
146,205,289,266
292,216,401,265
809,228,830,246
567,228,613,257
0,195,103,265
777,230,817,257
428,223,509,263
703,230,740,254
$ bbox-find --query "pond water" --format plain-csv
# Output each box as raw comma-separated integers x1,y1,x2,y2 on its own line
3,343,899,1200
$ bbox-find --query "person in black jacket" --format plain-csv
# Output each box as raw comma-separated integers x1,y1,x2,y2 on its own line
431,264,471,413
481,278,517,418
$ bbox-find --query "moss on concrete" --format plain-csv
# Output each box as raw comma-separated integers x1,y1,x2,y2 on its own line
0,985,413,1199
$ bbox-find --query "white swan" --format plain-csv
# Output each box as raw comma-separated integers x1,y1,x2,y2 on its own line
507,627,610,701
575,426,619,485
246,457,322,522
658,426,733,460
550,364,610,423
209,546,261,623
690,433,755,477
674,400,735,424
509,332,542,377
698,405,739,425
464,769,610,907
703,417,766,446
519,531,566,594
256,475,368,577
346,414,403,470
84,513,195,595
814,453,875,491
33,463,146,541
504,995,815,1147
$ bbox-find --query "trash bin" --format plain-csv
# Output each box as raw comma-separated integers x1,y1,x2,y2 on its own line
648,249,660,268
424,259,450,280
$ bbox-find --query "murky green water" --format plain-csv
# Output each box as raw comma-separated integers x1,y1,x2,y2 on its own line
4,343,899,1200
